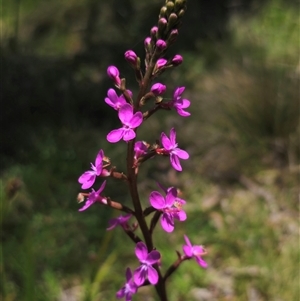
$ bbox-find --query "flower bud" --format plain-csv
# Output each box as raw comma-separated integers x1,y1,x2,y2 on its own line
156,58,168,69
171,54,183,66
159,6,168,18
151,83,166,95
156,39,167,50
107,66,121,87
150,26,158,36
124,50,138,65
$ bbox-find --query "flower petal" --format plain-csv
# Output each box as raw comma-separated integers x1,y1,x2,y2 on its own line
95,150,104,170
165,188,177,206
146,250,160,264
129,112,143,128
123,129,136,141
135,242,148,261
119,103,133,124
184,235,192,247
134,266,147,286
107,128,124,143
161,132,172,150
161,213,174,232
147,266,159,285
174,148,189,159
170,154,182,171
78,171,96,189
183,245,193,257
169,128,177,145
149,191,165,209
196,256,208,268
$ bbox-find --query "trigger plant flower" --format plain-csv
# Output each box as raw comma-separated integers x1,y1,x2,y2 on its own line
183,235,208,268
78,149,104,189
170,86,191,117
116,268,138,301
107,103,143,143
160,128,189,171
79,180,107,211
134,242,161,286
107,214,132,231
149,187,187,232
105,88,131,111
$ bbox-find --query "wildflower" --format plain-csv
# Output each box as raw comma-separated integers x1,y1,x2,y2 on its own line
105,88,131,111
170,87,190,117
149,187,186,232
160,128,189,171
116,268,138,301
79,181,107,211
78,150,104,189
134,242,160,286
182,235,208,268
107,104,143,143
107,214,132,231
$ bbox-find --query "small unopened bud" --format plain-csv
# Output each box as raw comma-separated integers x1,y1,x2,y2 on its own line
124,50,138,65
178,9,185,17
156,39,167,50
171,54,183,66
151,83,166,95
168,13,178,28
159,6,168,18
168,29,178,45
150,26,158,36
107,66,121,87
156,58,168,69
144,37,152,50
166,1,175,11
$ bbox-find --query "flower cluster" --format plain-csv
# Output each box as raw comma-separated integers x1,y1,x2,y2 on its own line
76,1,208,300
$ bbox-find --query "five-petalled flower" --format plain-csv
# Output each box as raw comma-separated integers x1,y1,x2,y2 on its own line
149,187,186,232
116,268,138,301
134,242,160,286
107,104,143,143
160,128,189,171
78,150,104,189
183,235,208,268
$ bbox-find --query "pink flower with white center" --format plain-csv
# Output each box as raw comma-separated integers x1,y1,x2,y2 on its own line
160,128,189,171
105,88,131,111
79,180,107,211
170,86,191,117
107,104,143,143
78,150,104,189
134,242,161,286
116,268,138,301
183,235,208,268
149,187,187,232
107,214,132,231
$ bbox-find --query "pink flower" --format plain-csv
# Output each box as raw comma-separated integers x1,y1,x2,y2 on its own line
149,187,186,232
134,242,160,286
105,88,131,111
156,39,167,50
160,128,189,171
183,235,208,268
78,150,104,189
116,268,138,301
79,181,107,211
156,58,167,69
107,214,132,231
171,87,190,117
134,141,148,160
107,104,143,143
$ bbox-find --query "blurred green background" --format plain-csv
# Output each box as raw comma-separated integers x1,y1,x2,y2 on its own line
1,0,299,300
